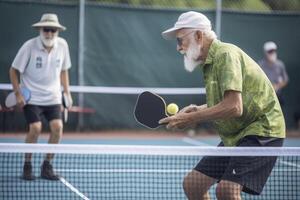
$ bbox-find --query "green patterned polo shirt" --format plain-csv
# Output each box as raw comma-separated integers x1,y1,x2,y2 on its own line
200,40,285,146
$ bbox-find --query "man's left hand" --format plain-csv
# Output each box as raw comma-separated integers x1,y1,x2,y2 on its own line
63,92,73,109
159,112,196,130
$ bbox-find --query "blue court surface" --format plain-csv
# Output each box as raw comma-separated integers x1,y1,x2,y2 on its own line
1,134,299,199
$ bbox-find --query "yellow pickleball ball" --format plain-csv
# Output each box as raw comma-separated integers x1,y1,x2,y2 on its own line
167,103,179,115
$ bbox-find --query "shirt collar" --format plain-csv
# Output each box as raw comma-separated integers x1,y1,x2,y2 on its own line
200,39,220,68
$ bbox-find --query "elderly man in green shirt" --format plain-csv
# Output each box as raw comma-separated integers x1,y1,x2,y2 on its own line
160,11,285,200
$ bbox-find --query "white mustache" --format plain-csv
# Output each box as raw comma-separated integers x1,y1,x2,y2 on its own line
179,50,186,55
40,31,57,47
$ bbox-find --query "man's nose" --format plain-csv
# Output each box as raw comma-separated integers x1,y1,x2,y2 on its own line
177,45,182,52
45,33,54,38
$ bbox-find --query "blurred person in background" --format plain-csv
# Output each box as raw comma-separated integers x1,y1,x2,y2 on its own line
160,11,285,200
294,93,300,131
258,41,289,106
9,13,72,180
294,111,300,131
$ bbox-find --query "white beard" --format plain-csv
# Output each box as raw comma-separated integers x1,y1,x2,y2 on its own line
40,31,57,47
183,41,203,72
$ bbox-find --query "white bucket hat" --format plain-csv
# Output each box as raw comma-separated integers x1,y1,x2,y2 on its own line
32,13,66,31
264,41,277,52
162,11,212,40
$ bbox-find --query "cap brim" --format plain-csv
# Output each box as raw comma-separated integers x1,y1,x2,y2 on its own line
161,27,181,40
32,22,66,31
265,48,276,52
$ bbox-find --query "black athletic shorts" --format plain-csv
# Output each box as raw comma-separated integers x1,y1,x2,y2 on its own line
23,104,62,124
194,135,284,195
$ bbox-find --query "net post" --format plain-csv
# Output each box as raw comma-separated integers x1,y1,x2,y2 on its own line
78,0,86,131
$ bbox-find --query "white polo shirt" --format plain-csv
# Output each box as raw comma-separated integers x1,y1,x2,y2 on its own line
12,36,71,105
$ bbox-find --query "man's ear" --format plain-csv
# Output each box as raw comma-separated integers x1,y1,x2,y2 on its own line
195,31,203,44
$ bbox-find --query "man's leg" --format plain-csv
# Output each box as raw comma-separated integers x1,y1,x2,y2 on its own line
46,119,63,160
183,169,216,200
23,122,42,180
216,180,242,200
25,122,42,161
41,119,63,180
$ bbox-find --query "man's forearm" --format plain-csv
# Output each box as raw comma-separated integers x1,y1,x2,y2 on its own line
191,101,242,124
278,81,288,90
197,104,207,110
60,70,70,93
9,68,21,94
274,81,287,92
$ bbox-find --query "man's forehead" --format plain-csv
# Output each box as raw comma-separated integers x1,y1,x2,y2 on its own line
176,28,191,37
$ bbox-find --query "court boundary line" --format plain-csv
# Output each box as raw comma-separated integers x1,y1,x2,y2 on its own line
279,160,300,169
59,177,90,200
182,137,213,146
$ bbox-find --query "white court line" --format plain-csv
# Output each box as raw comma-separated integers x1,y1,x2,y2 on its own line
279,160,300,169
273,169,299,172
59,177,90,200
182,137,213,147
57,169,188,173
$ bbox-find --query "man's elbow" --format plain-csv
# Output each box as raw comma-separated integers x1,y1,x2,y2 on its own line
222,91,243,118
232,104,243,117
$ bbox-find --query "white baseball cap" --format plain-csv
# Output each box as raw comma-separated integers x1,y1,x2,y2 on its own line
264,41,277,52
32,13,66,31
162,11,212,40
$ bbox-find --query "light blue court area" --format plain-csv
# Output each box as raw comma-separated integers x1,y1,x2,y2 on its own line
0,134,300,199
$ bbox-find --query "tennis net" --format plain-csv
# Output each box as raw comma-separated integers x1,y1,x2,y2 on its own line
0,143,299,200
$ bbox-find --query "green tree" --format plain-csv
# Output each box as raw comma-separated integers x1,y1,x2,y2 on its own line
95,0,300,11
262,0,300,11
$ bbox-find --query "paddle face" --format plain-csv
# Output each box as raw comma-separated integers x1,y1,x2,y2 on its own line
62,92,69,123
5,88,31,108
134,91,168,129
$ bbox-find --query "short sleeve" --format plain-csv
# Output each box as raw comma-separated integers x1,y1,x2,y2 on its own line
280,62,289,82
11,41,31,73
217,52,243,97
62,40,71,70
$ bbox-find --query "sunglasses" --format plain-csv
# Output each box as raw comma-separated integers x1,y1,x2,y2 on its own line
43,28,58,33
267,49,276,54
176,31,195,46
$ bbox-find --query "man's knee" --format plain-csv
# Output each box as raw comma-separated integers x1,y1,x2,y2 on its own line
29,122,42,134
50,119,63,134
26,122,42,143
216,180,241,200
183,170,215,199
